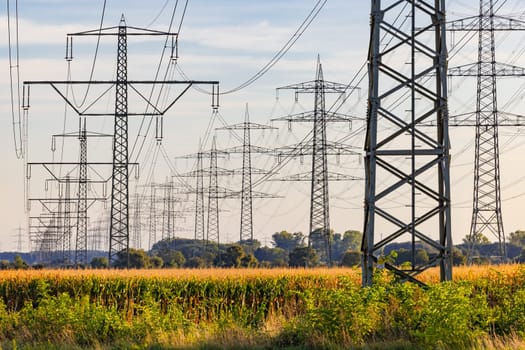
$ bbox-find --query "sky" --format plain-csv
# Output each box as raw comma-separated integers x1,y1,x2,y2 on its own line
2,0,525,253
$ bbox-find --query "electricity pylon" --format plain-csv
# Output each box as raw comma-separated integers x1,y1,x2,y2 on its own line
271,57,361,265
76,118,88,264
363,0,452,286
217,104,278,243
23,16,219,266
447,0,525,263
49,121,112,265
178,139,236,248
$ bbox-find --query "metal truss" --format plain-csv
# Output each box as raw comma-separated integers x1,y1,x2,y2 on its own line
362,0,452,286
272,57,361,265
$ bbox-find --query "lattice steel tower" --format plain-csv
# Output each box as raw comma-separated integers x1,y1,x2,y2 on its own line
362,0,452,285
194,151,205,242
274,58,353,263
76,118,89,265
446,0,525,261
109,16,130,264
63,176,72,263
207,137,220,247
470,0,504,260
467,0,504,260
217,105,277,243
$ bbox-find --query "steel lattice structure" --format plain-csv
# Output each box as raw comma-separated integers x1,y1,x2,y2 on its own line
62,176,72,263
217,105,277,243
194,152,206,242
272,58,360,265
469,0,504,261
75,118,89,265
362,0,452,286
207,138,220,248
109,17,130,265
24,16,218,267
148,184,158,249
446,1,525,262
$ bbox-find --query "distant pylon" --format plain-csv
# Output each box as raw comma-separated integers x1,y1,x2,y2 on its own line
207,137,220,248
63,176,72,262
75,118,88,265
446,0,525,262
148,184,157,249
469,0,505,261
217,104,278,243
194,150,205,242
272,57,361,265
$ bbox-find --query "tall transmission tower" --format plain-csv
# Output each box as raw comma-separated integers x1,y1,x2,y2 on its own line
362,0,452,286
62,176,72,263
110,17,130,266
131,193,142,248
76,118,89,265
148,184,158,249
178,139,234,248
271,57,361,264
194,151,205,242
217,105,278,243
24,16,218,266
207,137,220,248
447,0,525,262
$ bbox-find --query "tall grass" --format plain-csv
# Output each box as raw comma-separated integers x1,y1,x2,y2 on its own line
0,265,524,349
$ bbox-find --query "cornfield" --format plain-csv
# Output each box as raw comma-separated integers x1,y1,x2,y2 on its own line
0,265,524,349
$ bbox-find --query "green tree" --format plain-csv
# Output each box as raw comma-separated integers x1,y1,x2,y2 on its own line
519,248,525,263
0,260,10,270
415,249,429,265
239,239,261,254
186,256,206,268
462,232,490,245
452,248,466,266
90,256,109,269
509,230,525,247
254,247,288,266
240,253,258,267
272,231,305,252
340,250,361,267
342,230,362,251
149,255,164,268
13,255,28,269
332,230,362,262
393,248,429,266
289,246,319,267
113,248,151,268
155,249,185,267
216,245,245,267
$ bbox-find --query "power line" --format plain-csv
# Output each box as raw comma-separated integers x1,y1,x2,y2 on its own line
176,0,328,95
7,0,23,159
70,0,107,109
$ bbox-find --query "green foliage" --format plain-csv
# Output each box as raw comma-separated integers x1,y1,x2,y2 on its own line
254,247,288,267
215,245,258,267
90,256,109,269
340,250,361,267
155,249,184,268
509,230,525,247
452,248,467,266
272,231,305,252
1,268,525,348
331,230,362,262
463,232,491,245
289,246,319,267
12,256,28,270
113,248,152,269
392,248,429,266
